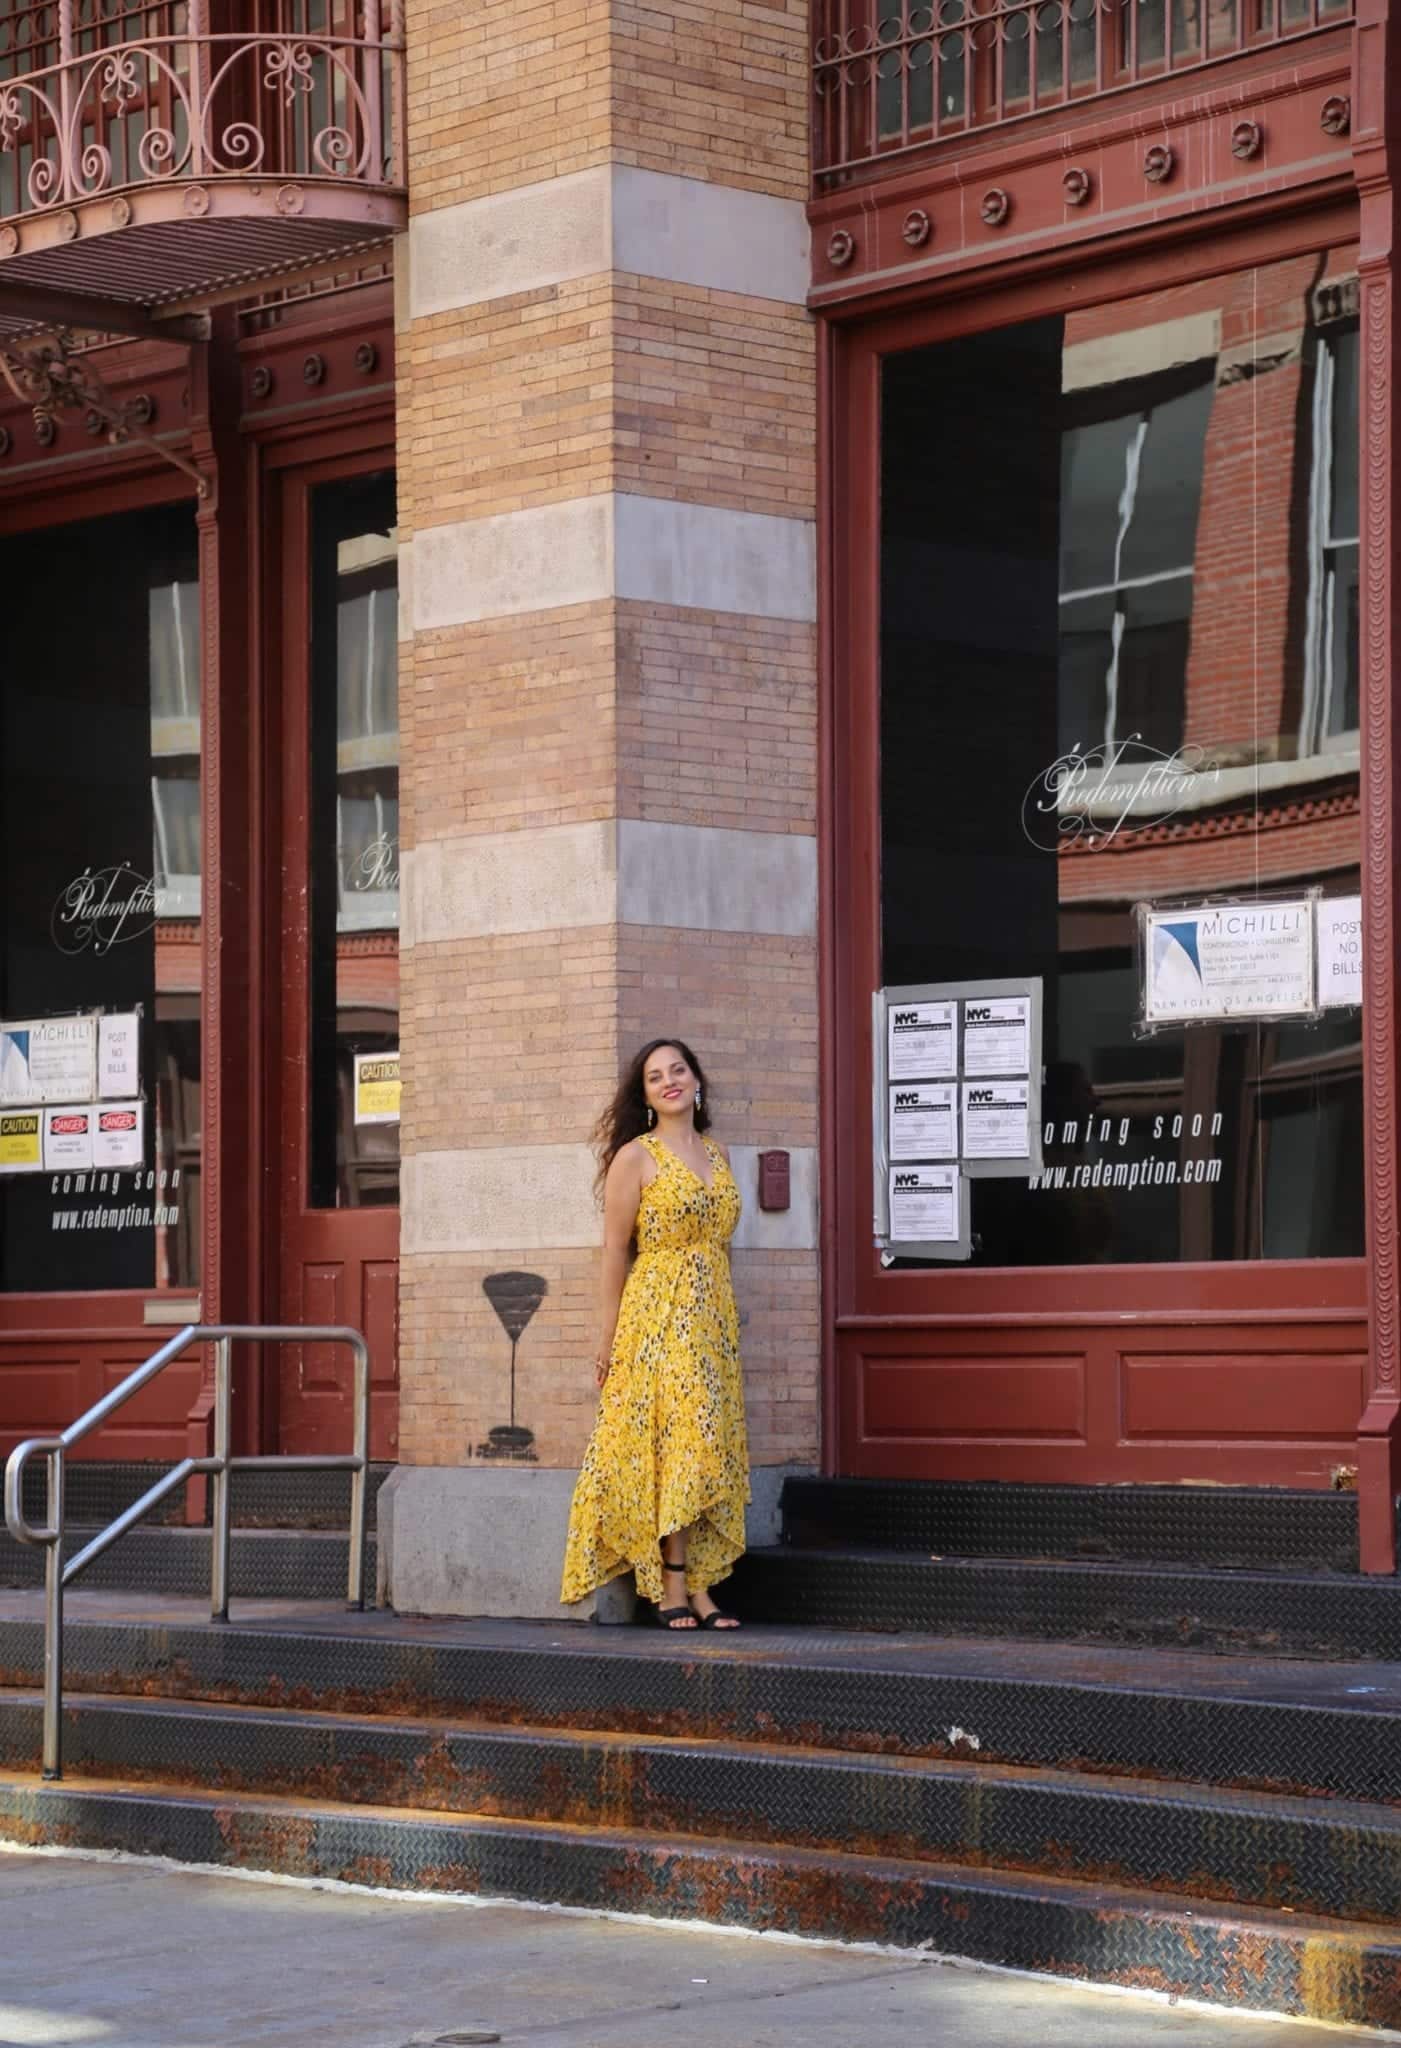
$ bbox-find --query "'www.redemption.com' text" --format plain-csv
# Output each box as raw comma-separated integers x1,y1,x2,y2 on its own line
1030,1157,1223,1191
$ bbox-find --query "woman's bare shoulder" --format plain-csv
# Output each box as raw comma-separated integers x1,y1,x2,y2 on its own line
612,1137,657,1185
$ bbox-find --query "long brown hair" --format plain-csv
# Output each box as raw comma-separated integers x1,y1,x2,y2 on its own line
595,1038,713,1191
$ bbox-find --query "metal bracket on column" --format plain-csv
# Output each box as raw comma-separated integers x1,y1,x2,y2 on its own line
0,329,209,496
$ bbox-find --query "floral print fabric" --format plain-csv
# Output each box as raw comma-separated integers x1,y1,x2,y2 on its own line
560,1133,750,1606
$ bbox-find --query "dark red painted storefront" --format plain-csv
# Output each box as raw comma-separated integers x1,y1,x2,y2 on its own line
4,0,1401,1569
812,0,1401,1567
0,288,401,1474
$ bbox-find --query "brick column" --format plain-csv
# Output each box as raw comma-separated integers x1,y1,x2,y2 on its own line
379,0,818,1615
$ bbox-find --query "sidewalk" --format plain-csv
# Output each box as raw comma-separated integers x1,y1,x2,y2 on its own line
0,1849,1390,2048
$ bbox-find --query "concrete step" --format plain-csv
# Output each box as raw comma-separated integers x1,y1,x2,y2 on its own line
2,1687,1401,1926
780,1477,1370,1574
2,1605,1400,1804
1,1771,1398,2028
730,1546,1401,1660
0,1525,375,1600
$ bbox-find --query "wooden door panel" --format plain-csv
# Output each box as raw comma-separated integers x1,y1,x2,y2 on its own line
862,1353,1087,1441
1121,1349,1367,1442
300,1263,353,1394
0,1326,202,1462
839,1318,1368,1483
277,1211,398,1455
0,1351,84,1461
361,1258,400,1409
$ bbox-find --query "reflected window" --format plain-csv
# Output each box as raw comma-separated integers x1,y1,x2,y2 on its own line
149,573,202,919
879,258,1364,1268
309,472,400,1210
1059,374,1211,756
1301,323,1360,750
334,529,400,932
0,503,202,1294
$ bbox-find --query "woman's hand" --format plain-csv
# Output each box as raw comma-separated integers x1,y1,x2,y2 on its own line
594,1350,610,1388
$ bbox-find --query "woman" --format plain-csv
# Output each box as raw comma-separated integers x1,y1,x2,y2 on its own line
561,1038,749,1628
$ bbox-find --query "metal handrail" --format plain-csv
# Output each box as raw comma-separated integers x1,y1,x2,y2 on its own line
3,1323,371,1780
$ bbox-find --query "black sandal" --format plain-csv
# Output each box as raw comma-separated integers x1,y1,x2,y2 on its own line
657,1549,697,1629
695,1605,740,1630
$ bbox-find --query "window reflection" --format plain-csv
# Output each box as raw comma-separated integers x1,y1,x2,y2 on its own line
1059,375,1211,755
1302,325,1360,748
880,254,1363,1267
309,473,400,1210
0,504,201,1293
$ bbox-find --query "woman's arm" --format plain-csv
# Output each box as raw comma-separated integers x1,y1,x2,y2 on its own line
596,1143,645,1385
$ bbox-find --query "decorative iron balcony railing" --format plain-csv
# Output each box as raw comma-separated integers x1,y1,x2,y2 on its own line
0,1,404,316
813,0,1354,182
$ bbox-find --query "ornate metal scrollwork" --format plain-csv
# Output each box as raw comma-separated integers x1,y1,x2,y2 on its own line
0,26,399,226
0,331,206,492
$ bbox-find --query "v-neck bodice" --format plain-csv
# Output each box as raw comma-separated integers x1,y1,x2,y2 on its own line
635,1132,741,1255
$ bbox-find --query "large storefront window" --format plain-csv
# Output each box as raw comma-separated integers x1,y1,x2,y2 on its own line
0,502,201,1292
880,252,1363,1265
308,470,400,1210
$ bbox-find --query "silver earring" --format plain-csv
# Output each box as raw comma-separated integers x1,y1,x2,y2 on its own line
647,1105,656,1127
695,1088,702,1110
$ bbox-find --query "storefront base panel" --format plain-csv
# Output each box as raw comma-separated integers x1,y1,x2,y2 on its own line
837,1318,1368,1489
0,1305,203,1467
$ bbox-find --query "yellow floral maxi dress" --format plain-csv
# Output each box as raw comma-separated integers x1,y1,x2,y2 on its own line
561,1134,750,1606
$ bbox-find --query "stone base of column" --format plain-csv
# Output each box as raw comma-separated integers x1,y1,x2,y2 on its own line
377,1463,808,1620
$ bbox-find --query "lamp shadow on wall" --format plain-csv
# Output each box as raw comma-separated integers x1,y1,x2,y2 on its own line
475,1270,547,1462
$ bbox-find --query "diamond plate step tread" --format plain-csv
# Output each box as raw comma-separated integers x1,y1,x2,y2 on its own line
730,1547,1401,1661
1,1773,1399,2028
0,1526,376,1598
781,1478,1366,1573
17,1462,392,1531
3,1610,1401,1805
2,1687,1400,1925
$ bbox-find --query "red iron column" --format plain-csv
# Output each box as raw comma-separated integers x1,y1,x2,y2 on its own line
1355,0,1401,1572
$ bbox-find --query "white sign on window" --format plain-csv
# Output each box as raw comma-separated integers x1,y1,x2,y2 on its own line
97,1013,140,1099
43,1105,95,1169
888,1083,957,1162
962,1079,1031,1160
888,1164,960,1243
0,1015,98,1106
1144,900,1315,1024
1316,896,1362,1010
962,996,1031,1077
93,1101,144,1170
887,1000,956,1081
